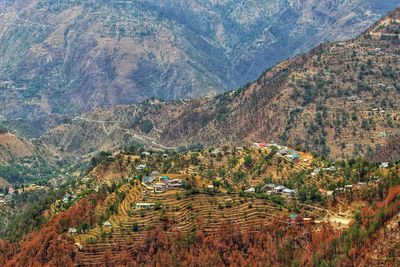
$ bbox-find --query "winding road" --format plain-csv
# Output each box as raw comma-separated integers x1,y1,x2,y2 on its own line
73,116,177,151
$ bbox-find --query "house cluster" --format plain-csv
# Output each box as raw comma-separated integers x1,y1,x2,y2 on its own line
62,192,77,203
276,148,300,161
243,181,297,197
262,183,296,197
142,171,183,193
371,108,386,115
68,221,113,235
253,142,301,161
0,187,15,204
252,142,268,149
311,166,338,176
321,178,381,197
141,151,169,159
328,184,356,195
318,166,336,175
135,202,156,209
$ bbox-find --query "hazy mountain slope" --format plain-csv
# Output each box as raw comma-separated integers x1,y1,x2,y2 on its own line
41,8,400,159
0,0,399,136
0,132,34,163
0,126,63,184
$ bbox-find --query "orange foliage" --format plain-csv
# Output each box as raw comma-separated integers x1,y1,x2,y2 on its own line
72,221,337,267
3,196,98,267
2,184,399,266
378,185,400,208
301,224,339,265
0,240,15,265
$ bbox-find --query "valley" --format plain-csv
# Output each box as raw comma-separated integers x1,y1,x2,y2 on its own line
0,4,399,266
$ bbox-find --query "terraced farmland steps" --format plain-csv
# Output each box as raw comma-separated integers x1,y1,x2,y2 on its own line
74,191,292,266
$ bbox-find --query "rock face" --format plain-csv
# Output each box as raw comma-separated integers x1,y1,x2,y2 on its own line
41,8,400,160
0,0,399,136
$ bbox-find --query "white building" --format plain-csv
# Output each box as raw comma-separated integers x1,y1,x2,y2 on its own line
103,221,112,228
380,162,389,168
244,187,255,193
136,164,147,170
135,203,156,209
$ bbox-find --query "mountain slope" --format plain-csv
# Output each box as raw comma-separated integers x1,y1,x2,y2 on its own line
0,127,63,184
372,135,400,162
0,0,399,136
1,144,400,266
41,8,400,159
0,132,34,164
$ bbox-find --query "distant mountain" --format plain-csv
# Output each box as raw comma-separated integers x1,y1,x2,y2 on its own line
0,126,61,184
41,8,400,159
0,0,399,136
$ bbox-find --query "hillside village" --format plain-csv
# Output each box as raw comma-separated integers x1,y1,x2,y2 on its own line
0,128,398,265
0,144,398,265
0,183,49,204
14,140,389,265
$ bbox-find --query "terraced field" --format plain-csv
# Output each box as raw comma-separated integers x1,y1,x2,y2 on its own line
57,145,375,266
74,186,295,266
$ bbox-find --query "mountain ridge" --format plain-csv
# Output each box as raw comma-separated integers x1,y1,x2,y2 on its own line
0,0,399,136
41,7,400,160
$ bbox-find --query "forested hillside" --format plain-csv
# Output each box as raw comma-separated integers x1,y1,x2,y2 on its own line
0,143,399,266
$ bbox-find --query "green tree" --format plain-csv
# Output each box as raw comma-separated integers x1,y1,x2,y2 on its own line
298,188,307,202
244,154,253,168
140,119,153,133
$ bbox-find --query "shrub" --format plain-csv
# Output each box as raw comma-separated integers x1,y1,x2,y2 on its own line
132,222,139,232
140,119,153,133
